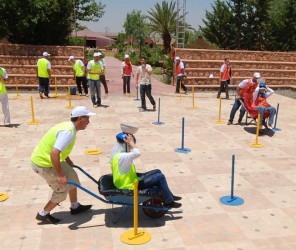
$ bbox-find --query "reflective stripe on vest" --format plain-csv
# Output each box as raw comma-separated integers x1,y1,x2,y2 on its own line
240,79,258,100
37,58,49,78
74,60,84,77
0,68,7,95
89,60,101,80
31,122,76,167
111,153,140,190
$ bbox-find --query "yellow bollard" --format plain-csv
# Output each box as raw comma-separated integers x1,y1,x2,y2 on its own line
54,77,58,97
65,86,74,109
121,180,151,245
14,77,20,97
190,86,197,109
27,96,40,125
215,97,225,124
249,113,264,147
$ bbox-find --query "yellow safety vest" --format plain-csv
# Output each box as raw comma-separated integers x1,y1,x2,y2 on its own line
0,67,7,95
73,60,84,77
37,58,50,78
31,122,76,167
111,153,140,190
89,60,101,80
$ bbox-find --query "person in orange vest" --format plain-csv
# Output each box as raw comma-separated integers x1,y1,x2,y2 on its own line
36,52,51,99
217,58,231,99
174,57,187,94
121,54,134,94
252,82,276,128
227,72,261,125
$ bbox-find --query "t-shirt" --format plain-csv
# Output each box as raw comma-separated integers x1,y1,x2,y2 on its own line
136,64,152,85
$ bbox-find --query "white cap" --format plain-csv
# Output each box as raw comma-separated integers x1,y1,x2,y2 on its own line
124,54,130,59
97,52,102,56
253,72,261,79
175,56,180,60
68,56,75,61
71,106,95,118
93,52,99,57
43,52,50,57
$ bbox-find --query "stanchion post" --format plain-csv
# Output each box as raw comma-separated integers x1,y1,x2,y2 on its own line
220,155,244,206
175,117,191,153
152,98,165,125
190,86,197,109
27,96,40,125
120,180,151,245
249,113,264,147
65,86,74,109
215,97,225,124
272,103,281,131
15,77,20,97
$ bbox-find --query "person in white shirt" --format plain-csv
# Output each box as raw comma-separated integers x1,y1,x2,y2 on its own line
136,57,156,111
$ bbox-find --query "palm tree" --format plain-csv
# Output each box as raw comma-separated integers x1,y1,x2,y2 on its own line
146,1,178,54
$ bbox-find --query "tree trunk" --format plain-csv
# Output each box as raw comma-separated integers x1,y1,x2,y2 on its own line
163,32,171,54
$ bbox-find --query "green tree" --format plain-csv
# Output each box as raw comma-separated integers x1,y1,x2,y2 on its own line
267,0,296,51
146,1,178,54
200,0,233,49
123,10,148,53
0,0,105,45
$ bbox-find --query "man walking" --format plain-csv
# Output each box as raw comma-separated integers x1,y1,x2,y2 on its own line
136,57,156,111
217,58,231,99
31,106,95,224
68,56,88,96
0,66,11,126
37,52,51,98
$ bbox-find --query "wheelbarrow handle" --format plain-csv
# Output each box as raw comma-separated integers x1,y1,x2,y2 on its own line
73,165,99,185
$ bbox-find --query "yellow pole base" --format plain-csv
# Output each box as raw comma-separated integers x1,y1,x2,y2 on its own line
65,105,74,109
27,121,40,125
84,149,102,155
188,106,197,109
215,120,225,124
121,229,151,245
0,192,9,202
249,142,264,148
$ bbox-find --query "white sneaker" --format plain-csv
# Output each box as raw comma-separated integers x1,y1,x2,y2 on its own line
93,104,98,108
85,94,89,97
79,93,82,96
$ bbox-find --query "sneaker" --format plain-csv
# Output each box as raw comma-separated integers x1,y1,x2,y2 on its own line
217,95,220,99
227,121,232,125
39,92,44,99
226,95,229,99
79,93,82,96
36,213,60,224
165,201,182,209
139,108,146,112
85,94,89,97
93,104,98,108
153,104,156,111
184,91,188,95
173,195,182,201
70,203,92,215
238,117,243,123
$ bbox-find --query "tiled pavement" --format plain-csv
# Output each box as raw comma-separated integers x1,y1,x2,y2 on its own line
0,56,295,250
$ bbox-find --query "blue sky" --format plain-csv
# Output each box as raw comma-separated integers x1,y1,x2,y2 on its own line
82,0,215,33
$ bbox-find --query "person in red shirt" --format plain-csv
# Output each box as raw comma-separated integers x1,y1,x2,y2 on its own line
252,82,276,128
175,57,187,94
121,54,134,94
217,58,231,99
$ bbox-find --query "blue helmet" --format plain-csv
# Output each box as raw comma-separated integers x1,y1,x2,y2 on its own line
259,83,266,89
116,132,136,143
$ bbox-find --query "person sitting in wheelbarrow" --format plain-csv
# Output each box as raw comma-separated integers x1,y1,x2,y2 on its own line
110,124,182,209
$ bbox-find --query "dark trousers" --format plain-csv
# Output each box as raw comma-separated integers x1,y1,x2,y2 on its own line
217,80,230,98
175,75,187,93
100,75,108,94
123,76,131,93
38,77,50,96
140,84,156,109
229,98,246,123
138,169,174,205
76,76,88,95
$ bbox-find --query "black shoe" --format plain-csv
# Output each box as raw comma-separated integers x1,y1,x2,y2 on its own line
165,201,182,209
70,203,92,215
238,118,243,123
226,95,229,99
36,213,60,224
227,121,232,125
173,195,182,201
217,95,220,99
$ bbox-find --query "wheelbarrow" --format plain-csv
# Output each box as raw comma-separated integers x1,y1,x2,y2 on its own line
67,166,170,219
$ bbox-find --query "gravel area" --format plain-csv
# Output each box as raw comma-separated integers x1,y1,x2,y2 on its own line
274,89,296,100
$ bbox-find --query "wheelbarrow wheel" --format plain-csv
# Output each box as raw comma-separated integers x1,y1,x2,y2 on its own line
142,196,167,219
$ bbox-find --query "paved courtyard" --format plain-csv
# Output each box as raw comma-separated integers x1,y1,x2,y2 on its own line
0,56,295,250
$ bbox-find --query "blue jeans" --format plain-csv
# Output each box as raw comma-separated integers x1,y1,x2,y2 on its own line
138,169,174,204
229,98,246,123
140,84,156,109
255,106,276,125
89,79,101,105
123,76,131,93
